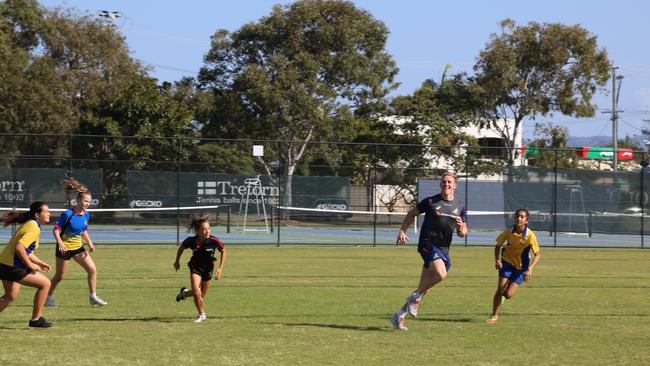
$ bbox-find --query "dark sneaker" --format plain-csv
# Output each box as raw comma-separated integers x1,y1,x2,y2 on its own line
176,286,187,302
29,317,53,328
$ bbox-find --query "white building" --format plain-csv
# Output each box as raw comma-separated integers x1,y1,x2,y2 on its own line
385,116,525,170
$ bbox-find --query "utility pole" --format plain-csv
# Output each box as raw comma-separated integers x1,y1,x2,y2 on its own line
603,66,624,172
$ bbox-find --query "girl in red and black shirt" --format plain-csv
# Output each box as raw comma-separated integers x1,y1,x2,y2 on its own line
173,215,227,323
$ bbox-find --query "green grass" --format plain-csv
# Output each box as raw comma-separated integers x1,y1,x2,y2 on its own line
1,245,649,366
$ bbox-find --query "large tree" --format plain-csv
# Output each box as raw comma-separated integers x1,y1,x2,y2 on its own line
0,1,197,205
0,0,166,157
471,19,611,163
196,0,398,208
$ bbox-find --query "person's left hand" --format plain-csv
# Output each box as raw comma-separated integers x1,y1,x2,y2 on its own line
39,262,51,273
524,269,532,282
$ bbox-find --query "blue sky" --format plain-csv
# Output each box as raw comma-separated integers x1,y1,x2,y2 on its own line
41,0,650,140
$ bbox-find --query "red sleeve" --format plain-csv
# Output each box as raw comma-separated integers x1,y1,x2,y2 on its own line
210,236,225,252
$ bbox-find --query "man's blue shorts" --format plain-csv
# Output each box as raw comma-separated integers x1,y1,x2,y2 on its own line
418,244,451,272
499,260,526,285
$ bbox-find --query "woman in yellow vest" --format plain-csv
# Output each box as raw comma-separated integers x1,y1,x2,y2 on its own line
0,201,53,327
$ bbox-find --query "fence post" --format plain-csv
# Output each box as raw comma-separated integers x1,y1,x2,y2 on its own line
372,144,377,247
277,141,282,247
227,205,231,234
464,150,468,246
67,133,73,209
176,137,182,246
553,148,558,246
641,163,646,248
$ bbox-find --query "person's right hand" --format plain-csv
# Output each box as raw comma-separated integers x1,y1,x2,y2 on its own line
57,243,67,254
495,259,503,270
173,261,180,271
396,230,409,246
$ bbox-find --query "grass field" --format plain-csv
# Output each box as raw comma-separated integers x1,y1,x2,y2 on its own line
1,244,649,366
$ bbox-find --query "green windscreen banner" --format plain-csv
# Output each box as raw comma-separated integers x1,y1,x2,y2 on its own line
503,166,647,234
126,171,351,209
0,168,103,208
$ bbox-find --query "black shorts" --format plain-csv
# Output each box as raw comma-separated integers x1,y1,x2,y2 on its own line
0,263,30,282
55,246,86,260
188,262,214,282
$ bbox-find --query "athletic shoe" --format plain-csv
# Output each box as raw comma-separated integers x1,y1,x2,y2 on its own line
29,316,53,328
406,294,420,318
90,295,108,306
176,286,187,302
487,316,499,324
193,313,207,323
44,296,57,308
390,313,408,331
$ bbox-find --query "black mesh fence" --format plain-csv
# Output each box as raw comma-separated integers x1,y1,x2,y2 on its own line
1,133,648,247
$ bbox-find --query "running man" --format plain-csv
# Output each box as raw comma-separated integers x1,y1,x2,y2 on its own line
390,171,467,330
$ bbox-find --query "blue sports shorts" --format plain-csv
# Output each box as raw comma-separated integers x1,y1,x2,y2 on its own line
499,260,526,285
418,244,451,272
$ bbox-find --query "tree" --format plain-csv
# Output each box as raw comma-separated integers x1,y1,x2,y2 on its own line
0,0,76,158
0,1,197,204
0,0,154,159
471,19,611,163
77,75,195,205
196,0,398,208
526,122,577,168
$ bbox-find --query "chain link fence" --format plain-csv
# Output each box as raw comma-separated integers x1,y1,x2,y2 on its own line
1,133,648,247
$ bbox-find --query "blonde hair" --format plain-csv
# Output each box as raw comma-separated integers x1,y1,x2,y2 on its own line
441,171,458,182
63,177,89,199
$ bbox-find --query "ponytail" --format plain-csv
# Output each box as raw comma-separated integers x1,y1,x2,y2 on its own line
186,214,210,234
2,201,48,227
63,177,89,199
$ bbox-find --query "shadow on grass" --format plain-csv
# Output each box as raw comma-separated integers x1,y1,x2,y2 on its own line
264,321,387,332
66,316,181,323
415,317,475,323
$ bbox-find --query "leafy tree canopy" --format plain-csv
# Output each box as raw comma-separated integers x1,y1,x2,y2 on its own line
471,19,611,161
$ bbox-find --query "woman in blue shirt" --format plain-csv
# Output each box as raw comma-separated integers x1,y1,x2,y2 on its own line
45,178,107,307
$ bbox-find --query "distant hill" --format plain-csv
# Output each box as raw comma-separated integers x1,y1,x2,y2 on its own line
560,135,646,148
567,135,613,147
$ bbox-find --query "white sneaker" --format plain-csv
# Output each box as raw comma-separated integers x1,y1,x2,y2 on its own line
45,296,57,307
90,295,108,306
406,294,420,318
193,314,207,323
390,312,408,331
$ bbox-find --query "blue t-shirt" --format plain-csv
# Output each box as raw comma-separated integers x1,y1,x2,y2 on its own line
55,209,90,250
416,194,466,251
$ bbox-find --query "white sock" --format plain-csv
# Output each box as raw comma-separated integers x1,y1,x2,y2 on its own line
90,293,97,298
